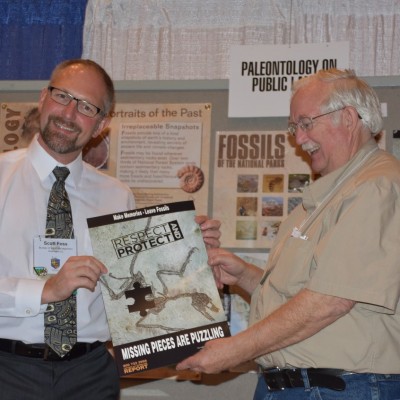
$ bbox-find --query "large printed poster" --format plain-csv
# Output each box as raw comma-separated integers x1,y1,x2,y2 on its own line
87,200,229,376
106,103,210,214
213,130,313,249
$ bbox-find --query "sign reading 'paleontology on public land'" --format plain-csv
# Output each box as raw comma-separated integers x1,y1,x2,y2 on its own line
229,42,350,117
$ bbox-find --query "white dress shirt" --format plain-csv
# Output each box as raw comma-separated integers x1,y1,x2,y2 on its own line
0,135,135,343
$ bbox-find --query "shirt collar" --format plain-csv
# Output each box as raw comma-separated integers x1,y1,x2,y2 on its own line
302,138,379,212
27,135,83,188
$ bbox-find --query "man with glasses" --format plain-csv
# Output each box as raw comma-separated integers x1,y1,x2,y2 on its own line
0,59,221,399
177,69,400,399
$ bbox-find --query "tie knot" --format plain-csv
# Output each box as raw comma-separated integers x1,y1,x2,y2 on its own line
53,166,70,182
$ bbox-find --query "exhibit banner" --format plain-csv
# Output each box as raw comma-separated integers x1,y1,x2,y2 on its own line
213,130,312,249
229,42,349,117
110,103,211,214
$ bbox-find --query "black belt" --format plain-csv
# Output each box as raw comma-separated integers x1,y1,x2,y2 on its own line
263,368,348,391
0,339,104,361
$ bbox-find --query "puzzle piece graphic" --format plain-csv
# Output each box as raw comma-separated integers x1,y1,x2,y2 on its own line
125,281,155,316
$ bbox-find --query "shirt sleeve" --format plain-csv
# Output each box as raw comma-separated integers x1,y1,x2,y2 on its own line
0,277,46,317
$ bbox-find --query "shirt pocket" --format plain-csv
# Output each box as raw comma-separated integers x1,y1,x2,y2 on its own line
267,236,315,297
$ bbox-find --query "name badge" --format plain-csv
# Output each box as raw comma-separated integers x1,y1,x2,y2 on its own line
33,236,77,277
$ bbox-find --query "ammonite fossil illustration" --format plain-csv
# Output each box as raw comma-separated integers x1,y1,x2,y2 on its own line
176,165,204,193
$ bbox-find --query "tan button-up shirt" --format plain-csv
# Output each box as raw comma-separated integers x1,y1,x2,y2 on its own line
250,139,400,373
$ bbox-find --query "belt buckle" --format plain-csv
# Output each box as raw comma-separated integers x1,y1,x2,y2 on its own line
264,367,290,391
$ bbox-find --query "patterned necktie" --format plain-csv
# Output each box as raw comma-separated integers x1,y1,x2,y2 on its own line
44,166,77,357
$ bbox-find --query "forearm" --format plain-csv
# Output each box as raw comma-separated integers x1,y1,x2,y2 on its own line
177,288,355,373
207,248,264,295
236,262,264,295
235,288,355,363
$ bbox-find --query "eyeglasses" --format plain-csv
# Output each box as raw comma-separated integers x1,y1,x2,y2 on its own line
288,107,345,137
47,86,104,118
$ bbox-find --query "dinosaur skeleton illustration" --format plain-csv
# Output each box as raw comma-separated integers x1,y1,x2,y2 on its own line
137,291,219,332
100,216,220,333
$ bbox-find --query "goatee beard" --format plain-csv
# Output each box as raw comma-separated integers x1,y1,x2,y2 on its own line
41,116,82,154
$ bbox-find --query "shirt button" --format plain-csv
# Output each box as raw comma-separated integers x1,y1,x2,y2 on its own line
25,308,32,315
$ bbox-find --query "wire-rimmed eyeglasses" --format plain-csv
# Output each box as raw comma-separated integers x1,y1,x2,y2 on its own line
288,107,346,137
48,86,105,118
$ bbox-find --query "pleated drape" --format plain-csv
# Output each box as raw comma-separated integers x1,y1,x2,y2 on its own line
0,0,87,80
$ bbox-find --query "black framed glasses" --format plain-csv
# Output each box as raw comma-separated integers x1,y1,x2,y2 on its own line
47,86,104,118
288,107,346,137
